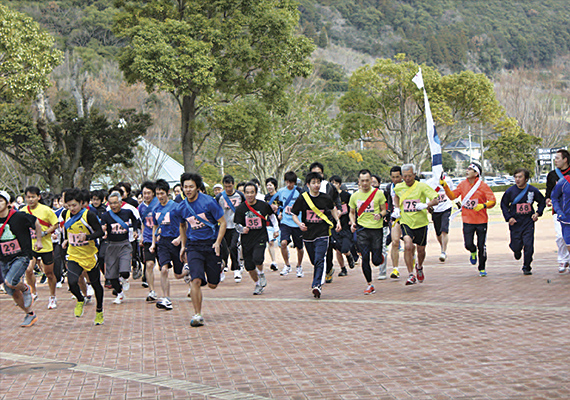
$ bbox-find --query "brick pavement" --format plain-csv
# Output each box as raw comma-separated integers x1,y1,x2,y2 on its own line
1,216,569,399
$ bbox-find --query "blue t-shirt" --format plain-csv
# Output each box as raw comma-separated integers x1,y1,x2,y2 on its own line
152,200,180,239
178,192,224,242
138,198,159,243
277,187,301,228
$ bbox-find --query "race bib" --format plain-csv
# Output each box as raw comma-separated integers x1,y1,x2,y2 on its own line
306,210,323,223
437,193,447,204
111,223,128,234
29,227,37,240
356,200,374,213
160,212,171,225
224,198,240,210
145,215,154,228
69,233,88,247
285,206,293,215
516,203,532,214
186,213,208,230
245,216,263,229
340,204,348,215
402,199,420,212
463,199,478,210
1,239,21,256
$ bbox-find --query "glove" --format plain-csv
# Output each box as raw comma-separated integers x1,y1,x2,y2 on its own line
439,179,446,186
391,207,400,219
473,203,485,212
415,203,428,211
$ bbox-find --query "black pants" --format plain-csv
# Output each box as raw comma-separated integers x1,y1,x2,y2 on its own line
223,228,240,271
67,260,104,312
509,219,535,269
463,223,487,271
325,237,334,274
356,228,383,283
52,242,64,282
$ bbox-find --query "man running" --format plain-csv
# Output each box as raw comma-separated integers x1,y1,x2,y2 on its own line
234,182,279,295
264,177,280,271
385,166,404,279
545,149,570,273
291,172,341,298
349,169,388,294
276,171,305,277
330,175,356,277
429,174,455,262
500,168,546,275
138,181,159,302
150,179,186,310
179,173,226,327
60,188,105,324
0,191,43,327
393,164,439,285
23,186,59,308
441,163,496,276
215,175,245,282
551,165,570,258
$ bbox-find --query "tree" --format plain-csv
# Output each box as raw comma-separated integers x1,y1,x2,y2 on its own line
113,0,314,172
339,54,504,169
0,4,63,101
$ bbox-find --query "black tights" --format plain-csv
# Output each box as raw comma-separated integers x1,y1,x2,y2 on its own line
67,261,104,312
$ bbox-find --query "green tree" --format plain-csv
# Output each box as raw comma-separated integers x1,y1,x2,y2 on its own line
113,0,314,172
0,4,63,101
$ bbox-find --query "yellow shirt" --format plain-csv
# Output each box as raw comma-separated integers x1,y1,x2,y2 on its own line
394,181,438,229
22,203,58,253
348,188,386,229
65,209,98,271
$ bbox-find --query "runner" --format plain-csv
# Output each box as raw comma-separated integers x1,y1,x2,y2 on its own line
100,191,140,304
393,164,439,285
90,190,109,287
0,190,43,327
138,181,159,302
213,184,223,197
385,166,404,279
371,174,390,279
234,182,279,295
250,178,266,201
178,173,226,327
349,169,388,294
264,177,280,271
60,188,105,324
276,171,304,277
551,165,570,257
500,168,546,275
441,162,496,276
150,179,187,310
215,175,245,282
429,174,455,262
22,186,59,308
117,181,139,207
330,175,356,277
545,149,570,273
291,172,341,298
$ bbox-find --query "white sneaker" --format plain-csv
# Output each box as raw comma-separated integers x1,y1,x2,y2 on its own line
47,296,57,309
377,273,387,280
187,288,192,298
56,282,62,288
220,271,226,282
119,277,130,291
234,270,242,283
86,284,94,297
280,265,291,276
559,263,568,273
439,252,447,262
296,266,304,278
113,292,124,304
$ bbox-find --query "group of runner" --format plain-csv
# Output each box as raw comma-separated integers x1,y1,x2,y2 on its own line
1,149,569,328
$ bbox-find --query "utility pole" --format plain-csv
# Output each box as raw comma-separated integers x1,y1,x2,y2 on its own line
468,125,472,163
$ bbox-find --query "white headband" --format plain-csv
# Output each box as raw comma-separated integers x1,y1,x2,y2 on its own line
467,164,481,176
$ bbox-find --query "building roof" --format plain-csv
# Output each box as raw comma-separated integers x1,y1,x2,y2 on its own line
138,138,184,186
445,139,481,150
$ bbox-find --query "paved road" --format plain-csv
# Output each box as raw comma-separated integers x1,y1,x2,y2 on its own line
1,216,569,399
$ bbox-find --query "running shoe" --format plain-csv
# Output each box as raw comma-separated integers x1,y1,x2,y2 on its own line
187,288,192,298
86,284,94,297
258,273,267,288
347,254,355,269
113,292,124,304
390,269,400,279
270,263,278,271
470,252,477,265
183,263,192,284
190,314,204,327
234,269,242,283
84,295,92,305
280,265,291,276
312,286,321,299
32,293,38,302
522,268,532,275
220,271,226,282
364,285,376,295
439,252,447,262
377,272,387,280
558,263,567,273
338,268,347,277
119,277,130,291
56,281,62,288
94,312,104,325
40,273,47,284
21,313,38,327
105,279,113,289
416,265,425,283
296,266,304,278
141,281,149,288
146,290,157,302
22,284,33,309
253,284,264,295
156,298,173,310
405,274,417,285
74,301,84,317
325,268,334,283
47,296,57,309
479,270,487,277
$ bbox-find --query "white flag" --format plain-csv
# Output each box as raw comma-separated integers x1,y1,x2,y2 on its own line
412,68,424,90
